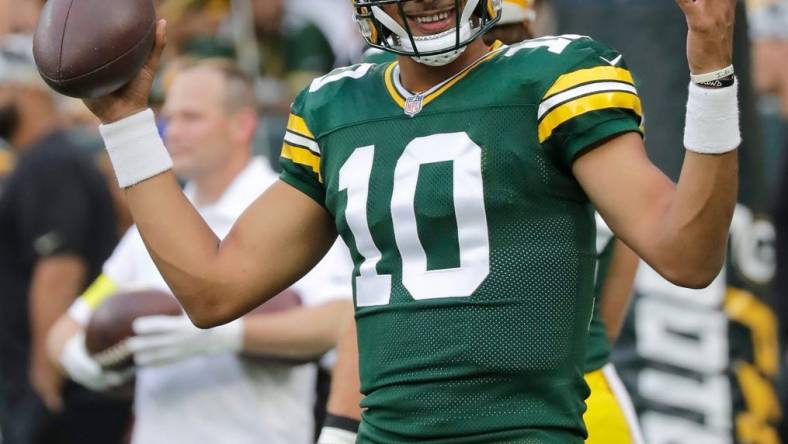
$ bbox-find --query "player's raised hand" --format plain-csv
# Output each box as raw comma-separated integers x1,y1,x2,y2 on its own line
675,0,735,74
83,19,168,124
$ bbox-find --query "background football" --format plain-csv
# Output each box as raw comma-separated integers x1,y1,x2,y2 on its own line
32,0,156,98
85,288,303,371
85,288,181,371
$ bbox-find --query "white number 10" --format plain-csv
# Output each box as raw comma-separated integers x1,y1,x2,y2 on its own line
339,132,490,307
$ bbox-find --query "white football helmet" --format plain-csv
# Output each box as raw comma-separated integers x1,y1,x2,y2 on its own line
352,0,503,66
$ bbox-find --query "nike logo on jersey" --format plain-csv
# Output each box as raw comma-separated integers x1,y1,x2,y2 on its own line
600,54,623,66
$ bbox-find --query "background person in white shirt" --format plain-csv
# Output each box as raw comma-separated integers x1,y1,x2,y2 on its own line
46,59,354,444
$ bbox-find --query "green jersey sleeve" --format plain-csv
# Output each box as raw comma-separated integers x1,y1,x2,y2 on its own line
279,90,326,206
537,39,644,167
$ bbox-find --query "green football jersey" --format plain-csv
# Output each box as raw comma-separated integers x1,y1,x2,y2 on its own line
281,36,643,442
362,46,621,377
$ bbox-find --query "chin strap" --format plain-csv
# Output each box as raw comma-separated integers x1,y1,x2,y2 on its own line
370,0,483,67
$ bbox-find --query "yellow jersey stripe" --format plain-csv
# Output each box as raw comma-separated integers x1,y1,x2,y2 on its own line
538,91,642,143
538,81,637,120
384,62,405,108
81,274,119,310
544,66,635,99
422,41,504,107
286,113,315,140
281,143,322,182
384,41,505,110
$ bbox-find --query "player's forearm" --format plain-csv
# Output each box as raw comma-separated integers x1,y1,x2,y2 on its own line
644,0,738,287
30,258,87,366
600,240,638,343
652,150,737,287
127,175,337,328
122,171,237,324
47,316,82,373
241,300,353,360
326,319,363,420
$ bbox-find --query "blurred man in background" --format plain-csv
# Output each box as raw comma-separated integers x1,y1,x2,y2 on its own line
0,0,41,36
48,59,354,444
0,34,130,444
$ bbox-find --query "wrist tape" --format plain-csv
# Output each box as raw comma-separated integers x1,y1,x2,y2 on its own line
683,80,740,154
99,109,172,188
318,414,360,444
690,65,735,84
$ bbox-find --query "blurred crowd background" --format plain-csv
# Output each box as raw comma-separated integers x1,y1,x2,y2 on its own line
1,0,788,443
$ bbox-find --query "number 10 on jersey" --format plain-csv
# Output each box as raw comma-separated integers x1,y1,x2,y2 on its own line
339,132,491,307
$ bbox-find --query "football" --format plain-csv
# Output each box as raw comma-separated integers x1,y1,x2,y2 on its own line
85,287,303,370
32,0,156,98
85,288,182,371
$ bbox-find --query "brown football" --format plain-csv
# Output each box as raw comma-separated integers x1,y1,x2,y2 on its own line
85,288,302,370
85,288,182,371
32,0,156,98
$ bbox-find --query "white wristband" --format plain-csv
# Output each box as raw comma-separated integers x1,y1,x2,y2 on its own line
683,80,740,154
99,109,172,188
317,426,357,444
690,65,735,84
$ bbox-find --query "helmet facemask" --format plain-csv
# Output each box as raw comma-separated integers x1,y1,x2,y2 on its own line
353,0,502,66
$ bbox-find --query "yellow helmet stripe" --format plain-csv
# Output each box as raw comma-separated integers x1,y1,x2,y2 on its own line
538,91,643,143
544,66,635,99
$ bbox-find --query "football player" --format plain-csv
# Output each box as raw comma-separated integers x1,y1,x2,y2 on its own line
320,2,644,442
78,0,740,441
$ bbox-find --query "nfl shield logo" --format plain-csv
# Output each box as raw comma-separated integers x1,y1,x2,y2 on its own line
404,94,424,117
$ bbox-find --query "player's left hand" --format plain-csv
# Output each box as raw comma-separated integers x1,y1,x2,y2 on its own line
127,315,244,367
675,0,736,74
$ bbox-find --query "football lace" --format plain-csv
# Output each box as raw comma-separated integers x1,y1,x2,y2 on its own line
92,339,133,367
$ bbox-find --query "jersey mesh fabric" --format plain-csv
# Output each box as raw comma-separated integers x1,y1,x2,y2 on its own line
363,43,619,379
585,236,615,372
281,36,643,442
325,108,596,441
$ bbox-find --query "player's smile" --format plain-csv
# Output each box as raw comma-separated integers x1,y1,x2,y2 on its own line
384,0,461,37
406,6,456,35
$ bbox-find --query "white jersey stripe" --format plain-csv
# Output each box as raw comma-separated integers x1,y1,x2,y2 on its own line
285,131,321,155
538,81,638,120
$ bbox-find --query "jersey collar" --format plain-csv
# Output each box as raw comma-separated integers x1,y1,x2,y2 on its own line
384,40,505,113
